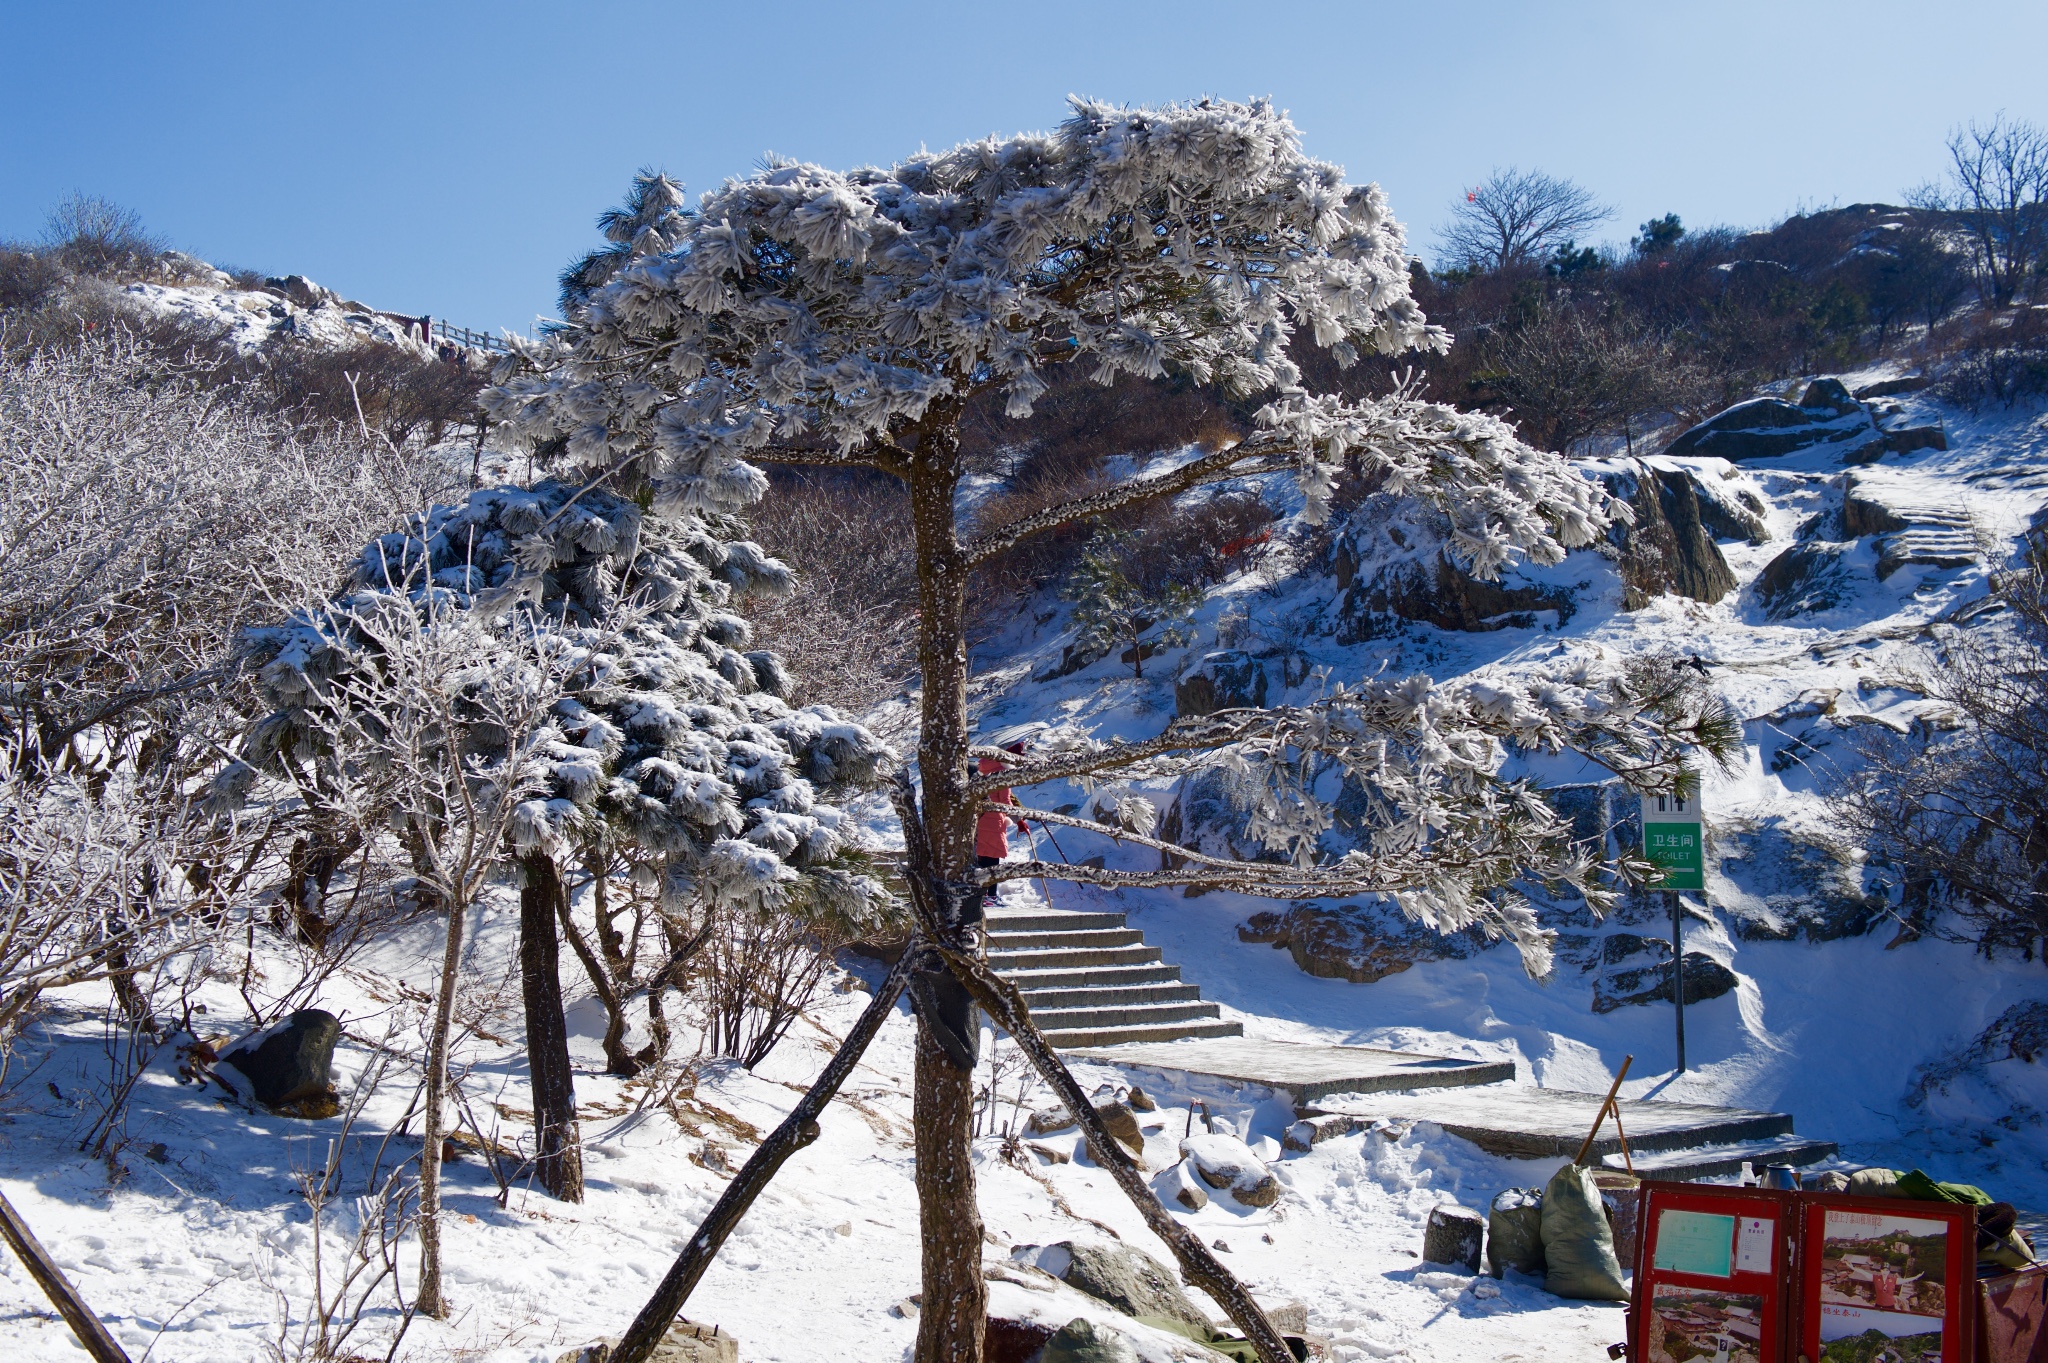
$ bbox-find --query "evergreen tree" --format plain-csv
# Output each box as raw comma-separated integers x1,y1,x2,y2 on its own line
485,97,1734,1363
1633,213,1685,255
1063,528,1203,678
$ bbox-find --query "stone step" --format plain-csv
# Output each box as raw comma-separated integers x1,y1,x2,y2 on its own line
990,943,1164,970
1036,1018,1246,1049
985,926,1144,950
1028,1000,1223,1032
1602,1134,1839,1184
1015,981,1205,1009
985,909,1128,934
1001,962,1186,990
1308,1088,1795,1160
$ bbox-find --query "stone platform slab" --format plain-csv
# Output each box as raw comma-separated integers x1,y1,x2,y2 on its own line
1306,1086,1795,1160
1063,1036,1515,1105
1602,1134,1839,1184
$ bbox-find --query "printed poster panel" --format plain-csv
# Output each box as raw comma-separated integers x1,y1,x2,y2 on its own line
1813,1208,1950,1362
1647,1284,1766,1363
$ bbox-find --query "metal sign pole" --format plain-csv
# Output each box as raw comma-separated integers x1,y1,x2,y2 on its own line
1671,889,1686,1074
1642,790,1704,1077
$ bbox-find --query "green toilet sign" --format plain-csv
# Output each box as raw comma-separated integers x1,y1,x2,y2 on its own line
1641,791,1705,891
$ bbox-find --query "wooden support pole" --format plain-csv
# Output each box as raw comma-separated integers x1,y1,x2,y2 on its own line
0,1185,133,1363
1571,1054,1634,1168
608,948,918,1363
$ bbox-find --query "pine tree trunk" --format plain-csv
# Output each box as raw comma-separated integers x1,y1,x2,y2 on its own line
415,895,467,1319
906,419,988,1363
913,1020,986,1361
519,852,584,1202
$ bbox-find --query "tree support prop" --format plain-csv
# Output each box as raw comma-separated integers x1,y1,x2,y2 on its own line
0,1185,132,1363
608,948,917,1363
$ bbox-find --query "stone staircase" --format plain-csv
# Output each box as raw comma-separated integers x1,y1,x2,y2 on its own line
986,905,1243,1049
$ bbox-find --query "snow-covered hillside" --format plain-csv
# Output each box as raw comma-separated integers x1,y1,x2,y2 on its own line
2,373,2045,1363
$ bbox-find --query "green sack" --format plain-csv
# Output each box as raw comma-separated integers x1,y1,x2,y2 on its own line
1541,1164,1630,1302
1895,1168,1992,1206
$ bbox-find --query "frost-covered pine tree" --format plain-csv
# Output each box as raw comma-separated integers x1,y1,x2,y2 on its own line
241,478,888,1220
484,98,1732,1363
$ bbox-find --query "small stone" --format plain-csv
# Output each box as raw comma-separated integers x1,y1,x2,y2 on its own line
648,1319,738,1363
1024,1140,1071,1165
1261,1234,1274,1245
891,1298,920,1319
1283,1114,1359,1151
1025,1107,1077,1137
833,1222,852,1236
1126,1085,1156,1113
1423,1204,1485,1272
1212,1238,1231,1252
1093,1100,1146,1158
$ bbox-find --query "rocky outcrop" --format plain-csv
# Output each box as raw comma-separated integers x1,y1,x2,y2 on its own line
1606,463,1738,607
1711,815,1882,942
1664,391,1875,462
1589,935,1738,1013
1326,496,1575,643
1753,541,1862,619
1174,650,1267,717
1238,899,1482,983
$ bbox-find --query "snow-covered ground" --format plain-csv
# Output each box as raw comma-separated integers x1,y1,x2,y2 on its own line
4,374,2047,1361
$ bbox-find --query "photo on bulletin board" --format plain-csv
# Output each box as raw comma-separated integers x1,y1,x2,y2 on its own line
1647,1284,1766,1363
1800,1196,1975,1363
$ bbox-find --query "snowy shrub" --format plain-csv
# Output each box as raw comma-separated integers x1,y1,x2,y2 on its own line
1834,557,2048,958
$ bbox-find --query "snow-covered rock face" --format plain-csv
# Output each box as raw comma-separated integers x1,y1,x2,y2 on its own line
118,276,435,356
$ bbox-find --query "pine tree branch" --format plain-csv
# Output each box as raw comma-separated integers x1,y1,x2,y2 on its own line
989,802,1247,872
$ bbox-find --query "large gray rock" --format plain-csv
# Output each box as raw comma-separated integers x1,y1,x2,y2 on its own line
1011,1242,1213,1335
1175,650,1268,718
1238,899,1480,984
1664,395,1873,462
1597,462,1736,608
1040,1318,1140,1363
1713,815,1881,942
220,1009,341,1117
1590,936,1738,1013
1797,377,1860,415
1752,541,1862,619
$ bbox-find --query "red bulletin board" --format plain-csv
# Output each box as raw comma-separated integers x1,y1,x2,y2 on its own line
1634,1182,1799,1363
1797,1193,1976,1363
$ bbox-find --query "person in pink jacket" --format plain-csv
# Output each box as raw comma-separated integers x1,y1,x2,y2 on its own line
910,738,1033,1072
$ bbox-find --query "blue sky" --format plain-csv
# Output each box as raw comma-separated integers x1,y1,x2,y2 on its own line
4,1,2045,336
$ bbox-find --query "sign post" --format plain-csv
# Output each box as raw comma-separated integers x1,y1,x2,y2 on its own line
1641,792,1704,1074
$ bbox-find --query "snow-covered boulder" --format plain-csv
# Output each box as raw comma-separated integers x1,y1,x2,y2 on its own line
1151,1159,1209,1211
1327,494,1575,642
1753,540,1864,619
1588,935,1738,1013
1664,387,1876,461
1178,1133,1280,1207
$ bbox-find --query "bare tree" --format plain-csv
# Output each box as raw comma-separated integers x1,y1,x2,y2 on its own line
1478,308,1717,454
246,590,575,1318
1833,557,2048,958
1932,113,2048,309
1441,167,1614,272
